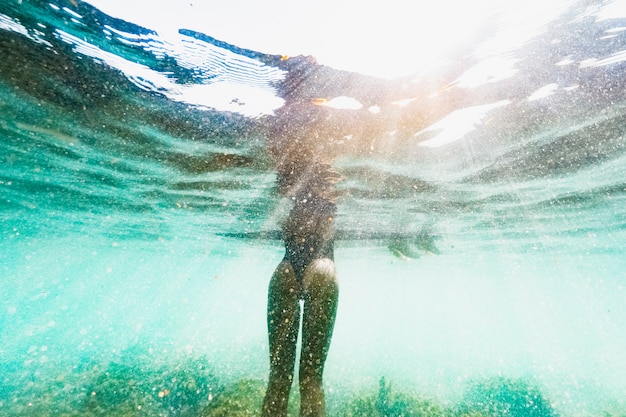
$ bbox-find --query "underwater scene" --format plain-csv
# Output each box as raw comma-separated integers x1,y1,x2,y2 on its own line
1,0,626,416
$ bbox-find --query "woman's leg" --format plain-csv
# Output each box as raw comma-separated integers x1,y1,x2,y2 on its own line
299,258,339,417
262,260,301,417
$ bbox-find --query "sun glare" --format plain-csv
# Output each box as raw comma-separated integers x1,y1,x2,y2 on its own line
417,100,511,148
84,0,574,78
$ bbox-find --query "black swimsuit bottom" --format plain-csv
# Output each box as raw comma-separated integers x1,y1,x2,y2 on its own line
283,235,334,282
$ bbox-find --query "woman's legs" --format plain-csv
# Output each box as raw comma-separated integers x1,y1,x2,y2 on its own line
262,257,338,417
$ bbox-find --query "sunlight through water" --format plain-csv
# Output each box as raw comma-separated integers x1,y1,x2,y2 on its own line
1,0,626,416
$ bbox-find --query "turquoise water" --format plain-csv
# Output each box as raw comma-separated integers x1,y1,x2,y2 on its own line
1,0,626,416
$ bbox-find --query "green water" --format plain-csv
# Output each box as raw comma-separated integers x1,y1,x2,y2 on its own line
1,0,626,416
